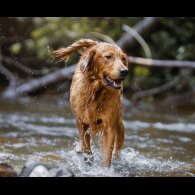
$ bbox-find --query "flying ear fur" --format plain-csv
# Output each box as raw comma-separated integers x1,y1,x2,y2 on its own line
52,39,98,60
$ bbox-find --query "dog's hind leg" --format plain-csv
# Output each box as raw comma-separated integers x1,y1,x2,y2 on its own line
76,119,92,155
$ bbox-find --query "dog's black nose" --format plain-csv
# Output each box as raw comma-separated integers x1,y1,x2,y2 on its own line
120,69,128,77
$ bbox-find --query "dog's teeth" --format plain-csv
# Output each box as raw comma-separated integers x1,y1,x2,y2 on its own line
104,76,122,89
113,81,122,88
114,82,121,87
107,76,112,82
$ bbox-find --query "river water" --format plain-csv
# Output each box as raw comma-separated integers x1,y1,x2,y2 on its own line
0,95,195,177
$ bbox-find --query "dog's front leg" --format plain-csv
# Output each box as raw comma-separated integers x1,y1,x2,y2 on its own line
102,124,115,167
114,120,124,158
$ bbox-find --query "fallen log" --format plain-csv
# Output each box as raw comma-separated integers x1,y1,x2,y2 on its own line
2,64,76,98
3,55,195,99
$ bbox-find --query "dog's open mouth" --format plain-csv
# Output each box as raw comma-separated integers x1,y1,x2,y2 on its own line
103,76,122,89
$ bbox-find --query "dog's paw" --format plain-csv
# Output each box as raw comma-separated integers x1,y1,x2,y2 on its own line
113,154,121,161
84,154,94,166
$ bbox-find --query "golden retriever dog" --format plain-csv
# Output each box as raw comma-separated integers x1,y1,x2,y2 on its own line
53,39,129,167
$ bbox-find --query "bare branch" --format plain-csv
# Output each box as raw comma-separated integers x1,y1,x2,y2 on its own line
89,32,116,44
0,46,16,88
132,77,180,101
129,56,195,68
123,24,152,58
3,57,50,76
117,17,160,52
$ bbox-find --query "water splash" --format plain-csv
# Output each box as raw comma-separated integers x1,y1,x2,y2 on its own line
54,143,192,177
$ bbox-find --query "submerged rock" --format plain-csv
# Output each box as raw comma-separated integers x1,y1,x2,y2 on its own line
19,161,74,177
0,163,17,177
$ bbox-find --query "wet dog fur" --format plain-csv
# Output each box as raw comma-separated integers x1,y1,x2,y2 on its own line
53,39,129,167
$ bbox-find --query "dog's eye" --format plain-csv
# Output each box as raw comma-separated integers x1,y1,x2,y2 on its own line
122,57,127,64
105,55,112,60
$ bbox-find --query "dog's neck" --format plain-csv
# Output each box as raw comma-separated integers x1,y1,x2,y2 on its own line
85,76,121,108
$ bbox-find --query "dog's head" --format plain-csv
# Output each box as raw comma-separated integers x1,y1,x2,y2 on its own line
53,39,129,90
79,42,129,89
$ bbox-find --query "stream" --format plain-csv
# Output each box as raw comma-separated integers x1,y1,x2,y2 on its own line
0,95,195,177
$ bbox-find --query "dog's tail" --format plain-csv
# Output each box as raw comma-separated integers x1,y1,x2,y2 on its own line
52,39,98,60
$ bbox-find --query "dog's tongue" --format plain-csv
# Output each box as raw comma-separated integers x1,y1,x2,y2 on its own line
113,80,121,88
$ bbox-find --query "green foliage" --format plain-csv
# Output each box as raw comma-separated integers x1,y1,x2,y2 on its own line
4,17,141,63
1,17,195,98
2,17,195,64
10,42,22,54
149,17,195,60
134,66,150,79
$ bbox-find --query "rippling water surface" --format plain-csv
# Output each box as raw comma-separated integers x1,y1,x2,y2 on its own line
0,96,195,176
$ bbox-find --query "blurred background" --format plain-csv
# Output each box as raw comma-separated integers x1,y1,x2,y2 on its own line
0,17,195,177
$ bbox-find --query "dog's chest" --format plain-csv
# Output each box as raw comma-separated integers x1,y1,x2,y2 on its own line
70,77,121,124
84,89,121,120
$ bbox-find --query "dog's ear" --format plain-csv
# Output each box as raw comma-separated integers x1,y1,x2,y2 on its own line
79,50,96,73
52,39,98,60
122,54,129,67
